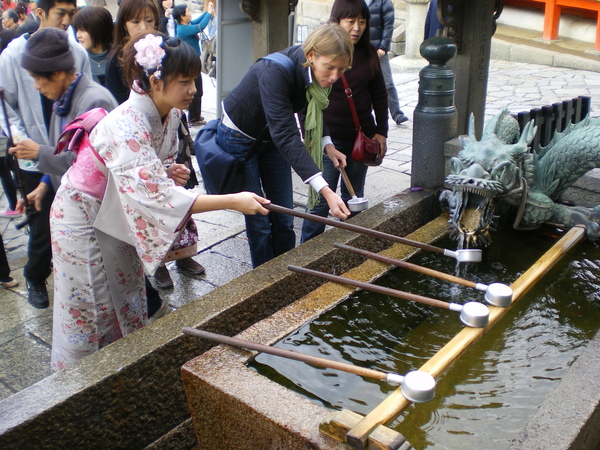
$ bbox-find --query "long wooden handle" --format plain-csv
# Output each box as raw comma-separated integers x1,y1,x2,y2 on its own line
339,166,357,197
288,265,452,310
182,327,391,381
265,204,445,255
334,243,478,290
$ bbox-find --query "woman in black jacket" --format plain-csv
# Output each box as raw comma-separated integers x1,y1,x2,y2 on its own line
301,0,388,242
216,23,353,268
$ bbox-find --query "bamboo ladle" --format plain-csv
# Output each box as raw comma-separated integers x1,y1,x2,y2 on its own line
182,327,436,403
264,204,482,263
338,166,369,212
287,265,490,328
334,243,513,307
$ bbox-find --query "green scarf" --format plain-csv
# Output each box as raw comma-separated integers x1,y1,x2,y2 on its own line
304,81,331,209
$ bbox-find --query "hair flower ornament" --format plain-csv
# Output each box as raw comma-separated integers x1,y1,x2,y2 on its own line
134,34,166,79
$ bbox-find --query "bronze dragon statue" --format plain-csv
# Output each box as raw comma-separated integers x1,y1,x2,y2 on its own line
440,109,600,247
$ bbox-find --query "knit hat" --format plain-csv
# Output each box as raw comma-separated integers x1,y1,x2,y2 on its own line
21,28,75,73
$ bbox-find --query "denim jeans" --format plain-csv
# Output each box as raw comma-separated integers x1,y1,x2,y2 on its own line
216,121,295,267
379,53,403,119
301,139,368,243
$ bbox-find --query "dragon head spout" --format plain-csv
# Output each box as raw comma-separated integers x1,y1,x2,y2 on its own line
440,110,536,247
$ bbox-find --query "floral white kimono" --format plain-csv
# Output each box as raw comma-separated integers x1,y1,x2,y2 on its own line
49,88,197,370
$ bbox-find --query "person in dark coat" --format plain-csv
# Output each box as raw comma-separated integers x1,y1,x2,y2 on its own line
302,0,388,242
215,24,353,267
367,0,408,125
424,0,444,40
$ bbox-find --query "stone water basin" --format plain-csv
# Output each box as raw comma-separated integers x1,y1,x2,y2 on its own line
182,217,600,449
251,228,600,448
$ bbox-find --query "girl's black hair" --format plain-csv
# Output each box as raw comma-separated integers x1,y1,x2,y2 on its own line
73,6,114,52
329,0,379,76
122,32,201,91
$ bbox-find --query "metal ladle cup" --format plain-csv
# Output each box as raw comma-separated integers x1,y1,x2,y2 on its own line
390,370,436,403
449,301,490,328
339,166,369,212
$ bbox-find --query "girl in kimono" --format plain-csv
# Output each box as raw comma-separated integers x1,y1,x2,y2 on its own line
49,32,269,370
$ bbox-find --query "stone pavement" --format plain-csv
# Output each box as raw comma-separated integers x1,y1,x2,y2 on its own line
1,32,600,401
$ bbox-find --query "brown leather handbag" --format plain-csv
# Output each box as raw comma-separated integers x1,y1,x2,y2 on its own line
341,75,383,166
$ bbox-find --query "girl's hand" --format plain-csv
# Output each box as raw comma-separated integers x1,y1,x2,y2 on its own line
372,134,387,159
324,144,347,169
207,2,215,15
166,163,191,186
321,187,350,220
230,192,270,215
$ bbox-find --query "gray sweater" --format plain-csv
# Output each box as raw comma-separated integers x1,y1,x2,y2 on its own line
37,73,118,189
0,30,91,172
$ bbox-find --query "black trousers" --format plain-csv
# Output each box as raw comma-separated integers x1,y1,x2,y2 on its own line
188,75,203,122
21,170,53,284
0,156,18,210
0,232,10,281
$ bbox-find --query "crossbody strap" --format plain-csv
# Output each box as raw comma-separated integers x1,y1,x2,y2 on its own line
341,75,361,131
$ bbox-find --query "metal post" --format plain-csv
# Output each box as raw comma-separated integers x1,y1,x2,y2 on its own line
411,37,457,191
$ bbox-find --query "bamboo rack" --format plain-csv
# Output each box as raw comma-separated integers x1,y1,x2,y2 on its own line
319,225,587,449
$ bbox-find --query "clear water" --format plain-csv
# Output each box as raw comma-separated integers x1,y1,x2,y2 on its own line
250,227,600,449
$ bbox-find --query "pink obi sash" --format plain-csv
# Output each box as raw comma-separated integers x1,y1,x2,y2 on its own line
55,108,108,199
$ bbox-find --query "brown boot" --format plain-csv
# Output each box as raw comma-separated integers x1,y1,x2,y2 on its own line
176,257,206,276
154,265,173,289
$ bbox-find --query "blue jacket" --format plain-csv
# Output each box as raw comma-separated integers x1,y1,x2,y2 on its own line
222,45,328,181
176,11,211,54
368,0,395,52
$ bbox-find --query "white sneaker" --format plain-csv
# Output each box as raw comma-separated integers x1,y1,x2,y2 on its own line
148,300,171,324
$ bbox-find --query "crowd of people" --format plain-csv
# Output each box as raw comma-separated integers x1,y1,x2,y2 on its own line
0,0,409,370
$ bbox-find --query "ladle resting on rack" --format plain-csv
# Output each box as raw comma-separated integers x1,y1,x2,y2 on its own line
264,204,482,263
182,327,436,403
287,265,490,328
334,243,513,307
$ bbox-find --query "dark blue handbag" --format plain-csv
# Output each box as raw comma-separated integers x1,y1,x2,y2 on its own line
194,52,294,195
194,119,247,195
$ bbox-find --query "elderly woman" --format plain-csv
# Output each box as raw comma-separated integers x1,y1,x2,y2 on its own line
10,27,117,201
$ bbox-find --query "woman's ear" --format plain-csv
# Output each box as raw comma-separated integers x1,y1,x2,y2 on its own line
149,73,163,92
306,51,314,65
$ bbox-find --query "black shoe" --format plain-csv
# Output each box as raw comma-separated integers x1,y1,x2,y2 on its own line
27,282,49,309
394,113,409,125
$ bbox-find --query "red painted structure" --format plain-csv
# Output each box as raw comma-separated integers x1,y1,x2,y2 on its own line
505,0,600,51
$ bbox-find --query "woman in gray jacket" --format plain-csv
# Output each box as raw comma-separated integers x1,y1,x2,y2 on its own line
10,28,117,199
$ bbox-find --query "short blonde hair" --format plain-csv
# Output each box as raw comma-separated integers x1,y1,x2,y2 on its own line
302,23,353,68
